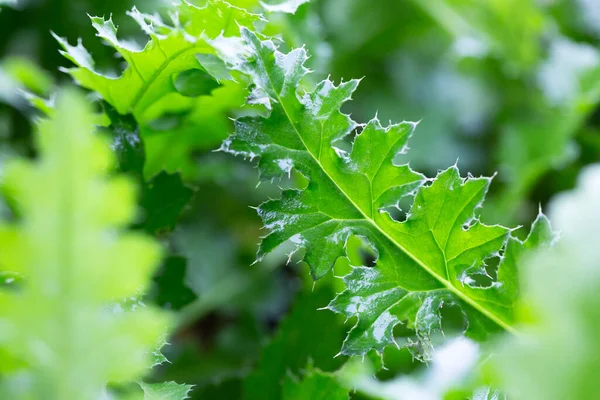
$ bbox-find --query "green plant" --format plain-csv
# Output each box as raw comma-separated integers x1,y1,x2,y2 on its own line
1,0,600,399
214,27,553,357
0,88,189,398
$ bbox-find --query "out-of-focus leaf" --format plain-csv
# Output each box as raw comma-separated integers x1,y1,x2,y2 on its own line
0,88,167,398
104,104,194,235
492,165,600,400
495,39,600,219
0,57,53,108
282,367,348,400
2,57,52,95
412,0,545,72
140,381,193,400
243,280,346,400
0,0,17,8
142,80,248,179
139,172,194,235
152,256,197,311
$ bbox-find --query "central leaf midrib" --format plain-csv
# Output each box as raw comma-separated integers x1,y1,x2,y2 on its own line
261,68,516,335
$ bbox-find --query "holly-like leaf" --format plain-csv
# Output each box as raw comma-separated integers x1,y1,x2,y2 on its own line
55,0,261,178
0,89,167,398
217,28,553,356
54,1,258,119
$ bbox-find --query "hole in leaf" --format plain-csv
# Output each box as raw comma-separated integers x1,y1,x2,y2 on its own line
460,255,502,288
174,69,221,97
358,237,378,268
360,248,377,268
346,235,378,267
439,302,466,336
462,219,476,231
276,169,309,191
332,125,361,156
382,194,415,222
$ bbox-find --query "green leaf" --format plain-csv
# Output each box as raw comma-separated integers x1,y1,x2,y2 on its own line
152,256,197,311
140,381,193,400
55,0,260,178
0,57,53,108
495,40,600,219
492,165,600,400
260,1,331,79
2,57,53,95
0,89,167,398
55,1,258,118
217,28,551,357
104,103,195,235
282,367,348,400
243,281,346,400
411,0,545,72
142,80,248,179
138,172,194,235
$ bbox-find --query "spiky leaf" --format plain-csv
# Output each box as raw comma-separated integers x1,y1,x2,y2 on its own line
217,28,553,356
55,0,260,178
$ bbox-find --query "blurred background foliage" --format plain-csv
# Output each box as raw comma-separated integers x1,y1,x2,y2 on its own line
2,0,600,398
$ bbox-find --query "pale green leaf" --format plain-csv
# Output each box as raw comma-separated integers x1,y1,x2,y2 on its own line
411,0,545,72
495,40,600,218
0,57,53,109
140,381,193,400
493,165,600,400
217,28,552,356
0,88,167,399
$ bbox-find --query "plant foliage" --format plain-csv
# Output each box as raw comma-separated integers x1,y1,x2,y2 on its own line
54,0,260,179
494,165,600,400
215,27,552,357
0,89,176,398
3,0,600,398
